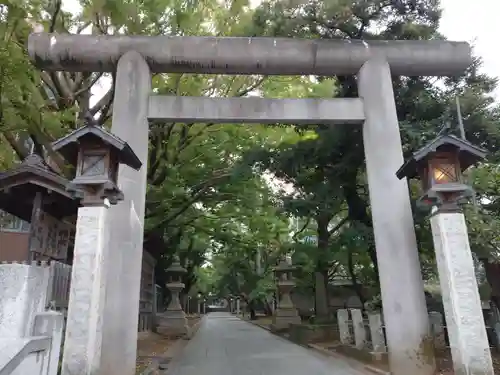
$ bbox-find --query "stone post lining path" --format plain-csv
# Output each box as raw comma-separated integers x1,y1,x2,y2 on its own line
167,313,369,375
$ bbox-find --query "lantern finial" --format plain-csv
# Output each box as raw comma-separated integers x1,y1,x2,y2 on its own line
83,111,98,127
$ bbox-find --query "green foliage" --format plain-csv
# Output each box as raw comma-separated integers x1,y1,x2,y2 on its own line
1,0,500,309
245,0,500,304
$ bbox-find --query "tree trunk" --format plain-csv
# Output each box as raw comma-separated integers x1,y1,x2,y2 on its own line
263,300,273,316
314,216,331,321
367,243,380,285
248,299,257,320
483,259,500,311
347,247,366,309
314,269,329,320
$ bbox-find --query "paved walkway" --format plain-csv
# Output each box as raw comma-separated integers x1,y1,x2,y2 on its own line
167,312,369,375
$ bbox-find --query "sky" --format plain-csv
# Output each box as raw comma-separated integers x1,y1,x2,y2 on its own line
439,0,499,100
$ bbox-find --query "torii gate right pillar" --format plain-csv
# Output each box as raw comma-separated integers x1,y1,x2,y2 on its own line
359,58,435,375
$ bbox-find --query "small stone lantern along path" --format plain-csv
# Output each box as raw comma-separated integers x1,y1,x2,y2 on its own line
271,256,300,331
157,256,189,337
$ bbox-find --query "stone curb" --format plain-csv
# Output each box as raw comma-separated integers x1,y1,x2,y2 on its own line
307,343,391,375
246,318,390,375
187,317,203,339
140,338,187,375
243,317,272,331
141,317,205,375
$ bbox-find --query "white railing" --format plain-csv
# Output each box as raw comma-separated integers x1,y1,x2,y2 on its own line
0,312,64,375
0,337,51,375
0,262,65,375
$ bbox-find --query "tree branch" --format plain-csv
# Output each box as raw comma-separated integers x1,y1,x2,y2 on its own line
328,216,348,237
292,217,311,241
49,0,62,33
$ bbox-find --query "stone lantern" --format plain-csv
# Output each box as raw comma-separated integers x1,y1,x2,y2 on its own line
271,255,300,331
157,256,189,336
197,292,202,315
396,133,486,211
397,131,494,374
51,113,142,206
235,295,241,316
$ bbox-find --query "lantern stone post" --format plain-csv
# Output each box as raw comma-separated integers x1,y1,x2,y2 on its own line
197,293,202,315
397,133,494,375
157,257,189,337
271,256,300,331
51,116,142,375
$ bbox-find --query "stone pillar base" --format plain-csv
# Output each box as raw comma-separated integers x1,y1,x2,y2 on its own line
156,310,189,338
271,308,301,331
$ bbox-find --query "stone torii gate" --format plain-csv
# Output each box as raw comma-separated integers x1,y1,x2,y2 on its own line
28,34,471,375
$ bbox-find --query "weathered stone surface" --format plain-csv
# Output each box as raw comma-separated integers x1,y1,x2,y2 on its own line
273,261,300,330
367,312,386,353
431,211,494,375
28,34,471,76
350,309,367,350
156,312,189,337
359,58,435,375
148,96,364,125
157,259,189,337
101,51,151,375
0,263,50,338
156,281,189,337
429,311,446,350
61,205,109,375
337,309,352,345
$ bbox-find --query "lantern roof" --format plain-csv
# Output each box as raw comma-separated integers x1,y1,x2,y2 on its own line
51,122,142,171
396,134,487,180
274,257,296,272
0,154,80,220
166,256,187,275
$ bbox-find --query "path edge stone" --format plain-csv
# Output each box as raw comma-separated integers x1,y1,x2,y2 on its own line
141,317,205,375
307,343,391,375
244,317,390,375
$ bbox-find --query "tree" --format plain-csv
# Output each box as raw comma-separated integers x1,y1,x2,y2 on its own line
0,0,293,299
2,0,499,321
247,0,500,314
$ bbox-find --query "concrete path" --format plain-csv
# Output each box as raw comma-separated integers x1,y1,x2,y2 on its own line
167,312,369,375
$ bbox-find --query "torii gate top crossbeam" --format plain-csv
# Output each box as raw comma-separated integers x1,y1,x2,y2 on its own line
28,34,471,76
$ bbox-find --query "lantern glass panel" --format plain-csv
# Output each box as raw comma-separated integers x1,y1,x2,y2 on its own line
81,153,106,177
431,154,458,184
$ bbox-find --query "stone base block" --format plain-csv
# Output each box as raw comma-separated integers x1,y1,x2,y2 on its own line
156,311,189,338
334,344,389,367
288,324,340,344
277,306,298,314
271,308,301,331
370,351,388,363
